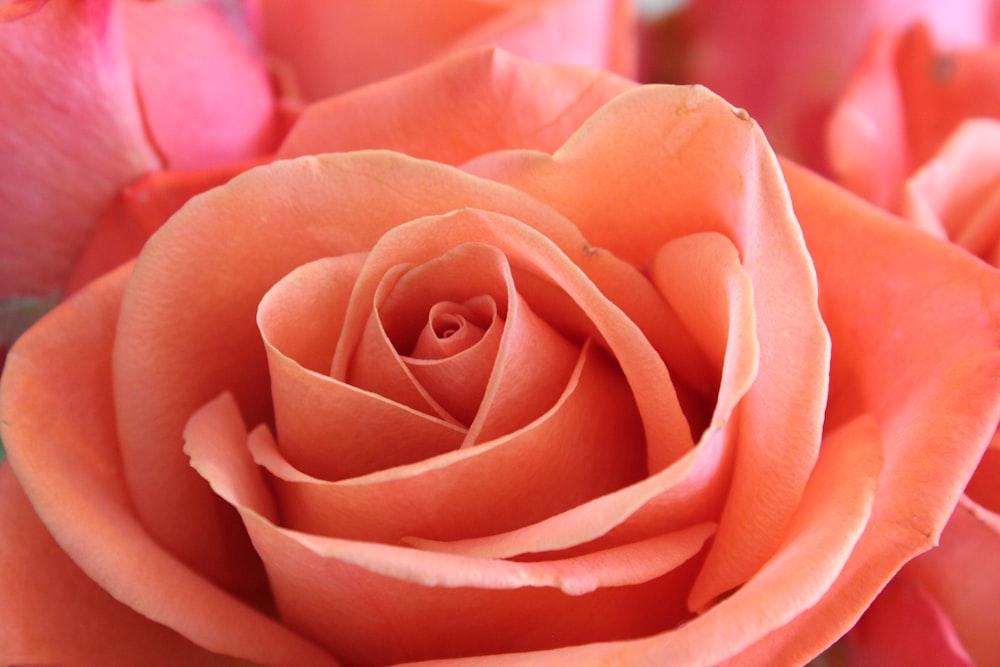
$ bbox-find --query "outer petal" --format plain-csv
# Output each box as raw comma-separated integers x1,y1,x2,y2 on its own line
391,414,884,666
0,0,160,299
730,160,1000,665
258,0,633,102
469,84,830,608
0,466,256,667
0,264,339,667
278,47,633,165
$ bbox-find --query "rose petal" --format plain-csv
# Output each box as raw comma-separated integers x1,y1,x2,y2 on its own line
251,339,643,543
469,84,829,605
728,159,1000,665
902,119,1000,257
0,465,262,667
965,431,1000,513
896,25,1000,171
347,240,583,443
185,394,712,664
391,414,883,667
0,264,338,666
119,0,282,169
329,208,693,468
64,159,266,297
826,28,910,211
258,255,467,480
902,496,1000,666
407,230,759,561
0,0,160,298
844,577,974,667
277,46,634,165
345,243,516,423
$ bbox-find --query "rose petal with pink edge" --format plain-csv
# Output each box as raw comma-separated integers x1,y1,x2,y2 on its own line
456,0,635,78
0,265,337,667
251,339,644,543
261,2,631,103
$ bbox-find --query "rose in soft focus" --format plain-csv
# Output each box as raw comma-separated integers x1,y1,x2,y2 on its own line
0,0,633,362
818,24,1000,667
2,50,999,666
639,0,997,171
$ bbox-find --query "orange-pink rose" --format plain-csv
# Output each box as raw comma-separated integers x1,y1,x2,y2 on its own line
1,50,999,666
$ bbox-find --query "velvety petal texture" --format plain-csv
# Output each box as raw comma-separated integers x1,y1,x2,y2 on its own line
2,49,999,667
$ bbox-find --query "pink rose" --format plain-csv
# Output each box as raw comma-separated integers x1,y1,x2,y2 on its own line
639,0,995,170
2,50,999,666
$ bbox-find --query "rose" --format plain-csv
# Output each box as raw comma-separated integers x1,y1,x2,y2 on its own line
3,50,999,666
0,0,634,364
638,0,995,171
